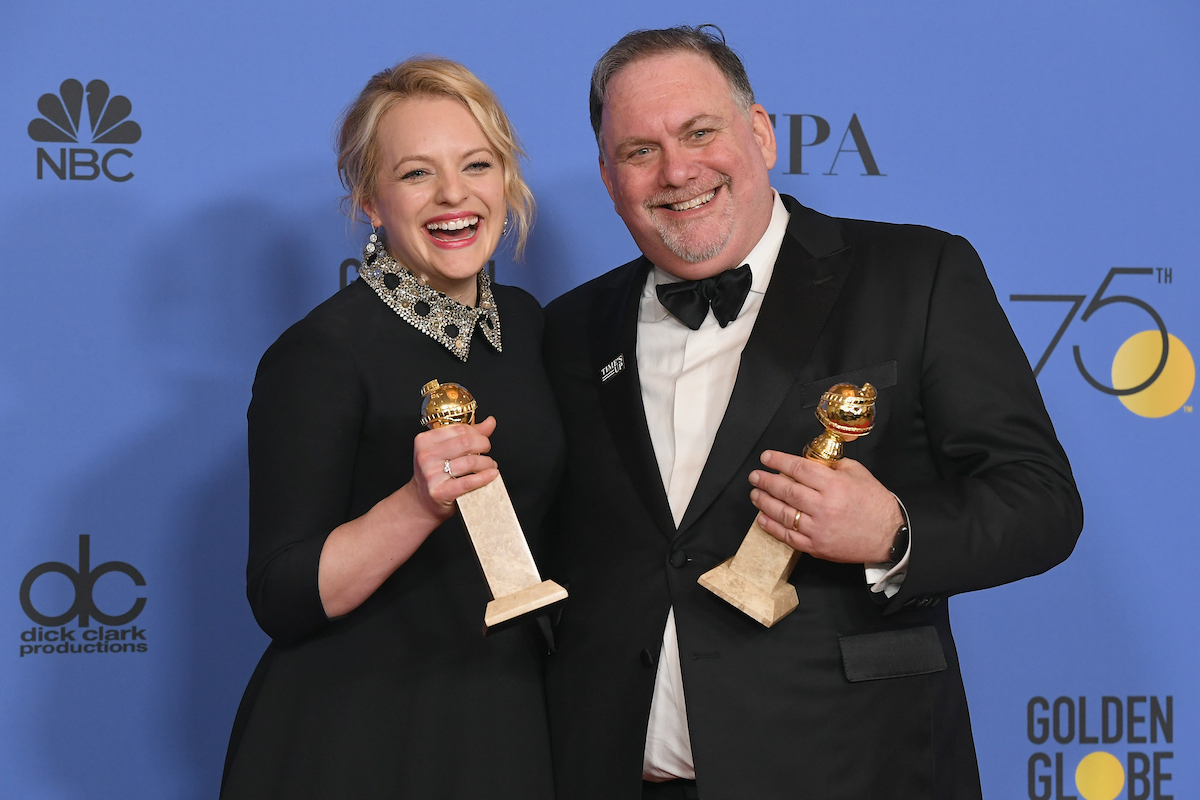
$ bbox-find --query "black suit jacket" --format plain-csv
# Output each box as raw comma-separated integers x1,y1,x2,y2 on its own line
542,195,1082,799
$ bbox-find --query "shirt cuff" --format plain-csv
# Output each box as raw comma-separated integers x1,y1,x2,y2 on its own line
864,493,911,598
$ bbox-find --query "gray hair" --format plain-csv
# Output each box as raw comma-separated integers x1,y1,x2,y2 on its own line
589,25,756,150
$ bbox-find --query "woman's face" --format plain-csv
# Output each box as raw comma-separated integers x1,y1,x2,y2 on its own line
362,96,506,302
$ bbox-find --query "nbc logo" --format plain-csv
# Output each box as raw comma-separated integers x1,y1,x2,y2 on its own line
28,79,141,182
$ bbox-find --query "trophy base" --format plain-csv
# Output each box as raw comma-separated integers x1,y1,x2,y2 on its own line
484,579,569,635
698,559,799,628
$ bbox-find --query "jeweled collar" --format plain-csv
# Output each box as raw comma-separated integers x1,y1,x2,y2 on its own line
358,232,501,362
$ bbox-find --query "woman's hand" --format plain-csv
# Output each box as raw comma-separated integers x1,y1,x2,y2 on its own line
411,416,500,520
317,416,499,618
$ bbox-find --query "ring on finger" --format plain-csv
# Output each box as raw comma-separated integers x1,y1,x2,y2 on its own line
444,459,454,478
792,509,802,531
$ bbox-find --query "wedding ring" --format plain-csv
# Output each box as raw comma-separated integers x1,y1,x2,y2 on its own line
792,509,802,531
444,459,454,477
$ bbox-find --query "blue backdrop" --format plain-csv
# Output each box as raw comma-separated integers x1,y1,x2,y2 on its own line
1,2,1195,798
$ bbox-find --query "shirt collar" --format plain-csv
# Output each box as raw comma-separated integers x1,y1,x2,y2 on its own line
643,190,790,322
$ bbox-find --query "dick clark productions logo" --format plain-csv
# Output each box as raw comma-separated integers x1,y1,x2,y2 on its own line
18,535,148,657
28,79,141,182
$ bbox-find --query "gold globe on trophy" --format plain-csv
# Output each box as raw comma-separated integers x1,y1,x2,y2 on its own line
698,382,877,627
803,382,877,463
420,379,478,427
420,380,567,634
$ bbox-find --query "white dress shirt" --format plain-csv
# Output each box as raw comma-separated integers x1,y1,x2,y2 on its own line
638,192,909,780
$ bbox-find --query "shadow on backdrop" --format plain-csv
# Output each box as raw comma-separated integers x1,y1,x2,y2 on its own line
29,197,338,798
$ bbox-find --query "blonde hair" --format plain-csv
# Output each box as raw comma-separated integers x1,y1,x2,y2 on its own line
337,56,535,258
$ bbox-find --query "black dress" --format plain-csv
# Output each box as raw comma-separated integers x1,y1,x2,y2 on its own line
221,277,564,799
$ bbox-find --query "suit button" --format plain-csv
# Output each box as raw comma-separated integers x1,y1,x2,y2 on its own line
640,648,656,668
669,550,688,569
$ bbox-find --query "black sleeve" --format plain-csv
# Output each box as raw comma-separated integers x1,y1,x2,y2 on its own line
888,235,1084,609
245,318,364,644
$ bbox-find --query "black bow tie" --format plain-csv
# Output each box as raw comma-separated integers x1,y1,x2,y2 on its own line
655,264,752,330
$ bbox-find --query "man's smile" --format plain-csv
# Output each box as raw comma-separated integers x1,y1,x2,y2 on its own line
664,189,716,212
648,181,726,215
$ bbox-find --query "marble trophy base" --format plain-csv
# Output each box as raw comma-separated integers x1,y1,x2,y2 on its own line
484,580,568,633
698,520,800,627
456,474,568,634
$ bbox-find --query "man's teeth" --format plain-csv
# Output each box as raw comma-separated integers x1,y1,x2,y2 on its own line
667,191,716,212
426,216,479,231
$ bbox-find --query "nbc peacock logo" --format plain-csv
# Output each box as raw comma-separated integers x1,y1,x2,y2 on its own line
28,79,141,182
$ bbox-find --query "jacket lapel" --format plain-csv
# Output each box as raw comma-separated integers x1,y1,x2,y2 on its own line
677,197,855,534
589,258,677,540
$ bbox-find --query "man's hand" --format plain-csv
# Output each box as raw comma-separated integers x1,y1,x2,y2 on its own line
749,450,902,564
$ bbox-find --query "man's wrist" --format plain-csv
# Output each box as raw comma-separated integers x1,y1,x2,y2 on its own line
887,493,912,564
889,521,910,563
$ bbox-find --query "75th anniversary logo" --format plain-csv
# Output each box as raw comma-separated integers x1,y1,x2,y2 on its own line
1011,268,1193,418
17,535,148,657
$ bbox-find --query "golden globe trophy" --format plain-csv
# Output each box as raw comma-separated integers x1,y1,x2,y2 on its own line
421,379,568,634
698,382,877,627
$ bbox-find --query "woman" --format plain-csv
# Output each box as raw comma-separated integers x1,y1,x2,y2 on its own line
221,58,563,799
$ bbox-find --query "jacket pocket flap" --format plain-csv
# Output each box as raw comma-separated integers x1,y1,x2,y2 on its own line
800,361,898,408
838,625,946,682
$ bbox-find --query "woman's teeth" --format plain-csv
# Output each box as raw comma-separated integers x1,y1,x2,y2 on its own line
668,190,716,212
426,215,479,231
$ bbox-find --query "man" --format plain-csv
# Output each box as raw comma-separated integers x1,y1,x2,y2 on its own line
542,26,1082,800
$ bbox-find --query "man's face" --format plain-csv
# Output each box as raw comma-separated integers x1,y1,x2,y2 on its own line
598,51,777,280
